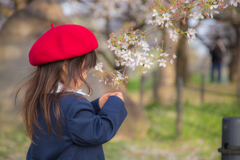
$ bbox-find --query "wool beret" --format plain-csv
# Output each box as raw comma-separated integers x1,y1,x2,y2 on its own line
29,23,98,66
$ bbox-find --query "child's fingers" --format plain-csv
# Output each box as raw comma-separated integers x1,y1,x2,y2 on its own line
100,93,112,102
113,92,122,96
103,92,123,100
112,92,124,101
105,93,112,99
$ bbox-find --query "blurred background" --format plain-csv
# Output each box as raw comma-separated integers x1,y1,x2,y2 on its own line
0,0,240,159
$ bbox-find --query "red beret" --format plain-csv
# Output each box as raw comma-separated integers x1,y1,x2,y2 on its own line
29,23,98,66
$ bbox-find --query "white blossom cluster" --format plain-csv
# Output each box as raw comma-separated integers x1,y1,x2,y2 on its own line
186,28,197,44
229,0,240,7
147,9,173,28
93,0,239,88
107,34,177,75
95,62,103,73
147,0,238,43
112,71,128,86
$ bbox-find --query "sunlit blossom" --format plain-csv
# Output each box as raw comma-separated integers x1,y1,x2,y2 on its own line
152,9,158,16
115,59,120,67
156,16,164,25
230,0,240,7
187,28,197,44
141,41,150,51
162,13,171,21
95,62,104,73
158,59,167,67
165,21,173,28
144,59,154,69
172,54,177,59
121,50,132,61
160,52,169,57
169,30,179,42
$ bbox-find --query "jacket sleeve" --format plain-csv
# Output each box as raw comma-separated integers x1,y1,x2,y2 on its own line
66,95,127,146
90,97,100,114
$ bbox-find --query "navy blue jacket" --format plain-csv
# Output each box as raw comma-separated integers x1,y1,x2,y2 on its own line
26,92,127,160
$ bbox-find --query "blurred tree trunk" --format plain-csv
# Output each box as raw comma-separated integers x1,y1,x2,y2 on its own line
229,25,240,82
176,19,190,83
176,36,190,83
156,28,177,105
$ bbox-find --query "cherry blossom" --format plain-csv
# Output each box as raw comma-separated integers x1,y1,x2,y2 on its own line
121,50,132,61
160,52,169,57
170,6,176,13
95,62,103,73
187,28,197,44
147,19,155,25
156,16,164,25
141,41,150,51
152,9,158,16
165,21,173,28
93,0,238,88
124,33,131,42
172,54,177,59
169,30,179,42
210,10,219,18
190,12,204,20
162,13,171,21
115,59,120,67
230,0,240,7
158,59,167,67
144,59,154,69
210,5,219,10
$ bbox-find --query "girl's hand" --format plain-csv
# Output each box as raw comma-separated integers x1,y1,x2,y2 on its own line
99,93,112,109
111,92,124,102
99,92,124,109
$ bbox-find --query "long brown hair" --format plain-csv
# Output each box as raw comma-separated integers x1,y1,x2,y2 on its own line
14,50,97,145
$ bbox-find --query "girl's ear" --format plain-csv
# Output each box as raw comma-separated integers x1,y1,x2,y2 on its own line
63,61,67,72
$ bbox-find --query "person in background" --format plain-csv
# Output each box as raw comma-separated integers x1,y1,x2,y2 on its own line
209,36,226,83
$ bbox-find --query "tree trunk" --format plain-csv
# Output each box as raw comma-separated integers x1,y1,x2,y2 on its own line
229,35,240,82
176,35,190,83
157,28,178,106
176,20,190,83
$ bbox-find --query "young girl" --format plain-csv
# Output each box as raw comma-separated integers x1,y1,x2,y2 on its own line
14,23,127,160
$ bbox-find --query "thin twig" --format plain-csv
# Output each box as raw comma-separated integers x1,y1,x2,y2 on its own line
122,66,127,76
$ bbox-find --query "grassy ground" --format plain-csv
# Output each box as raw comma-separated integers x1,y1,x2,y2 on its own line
102,101,239,160
1,101,238,160
0,73,239,159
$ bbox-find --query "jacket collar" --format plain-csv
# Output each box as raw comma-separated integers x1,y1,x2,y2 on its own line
56,82,89,96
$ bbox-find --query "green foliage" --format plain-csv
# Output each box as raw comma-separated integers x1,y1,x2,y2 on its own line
0,127,29,160
191,73,211,85
126,74,153,91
